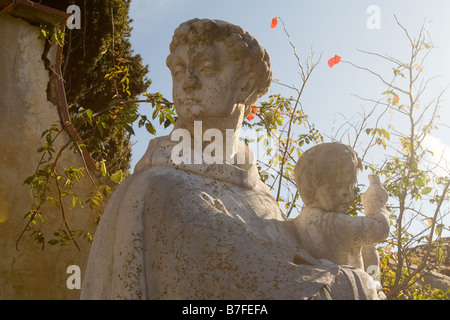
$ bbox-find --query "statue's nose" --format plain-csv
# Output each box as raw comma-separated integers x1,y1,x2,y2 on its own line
183,68,201,90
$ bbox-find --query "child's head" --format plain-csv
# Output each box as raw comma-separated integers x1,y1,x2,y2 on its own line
294,142,362,212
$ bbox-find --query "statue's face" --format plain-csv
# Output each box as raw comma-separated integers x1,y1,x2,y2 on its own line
315,171,357,213
169,42,241,122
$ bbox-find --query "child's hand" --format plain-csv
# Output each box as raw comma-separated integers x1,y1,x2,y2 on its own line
368,174,381,186
362,174,388,214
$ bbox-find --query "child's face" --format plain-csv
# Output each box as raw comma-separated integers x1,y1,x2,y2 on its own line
315,172,357,213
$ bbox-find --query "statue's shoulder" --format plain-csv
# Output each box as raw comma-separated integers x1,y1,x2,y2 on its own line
107,165,191,222
133,135,173,173
125,163,184,193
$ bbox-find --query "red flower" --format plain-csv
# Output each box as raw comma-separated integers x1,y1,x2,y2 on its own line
393,93,399,105
247,106,258,121
328,55,341,68
270,17,278,29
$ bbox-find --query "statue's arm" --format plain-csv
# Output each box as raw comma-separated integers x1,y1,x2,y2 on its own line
360,175,390,243
335,175,390,246
330,213,388,248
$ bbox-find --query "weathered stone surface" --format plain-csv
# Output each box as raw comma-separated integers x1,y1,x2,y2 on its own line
81,19,380,300
0,12,96,299
82,136,379,299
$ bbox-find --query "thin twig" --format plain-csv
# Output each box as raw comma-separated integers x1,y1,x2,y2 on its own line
53,169,81,251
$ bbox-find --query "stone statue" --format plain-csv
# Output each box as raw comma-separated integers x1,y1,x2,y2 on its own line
292,143,390,275
81,18,382,300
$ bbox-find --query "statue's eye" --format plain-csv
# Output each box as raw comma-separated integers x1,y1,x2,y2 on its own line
173,64,186,76
200,61,217,74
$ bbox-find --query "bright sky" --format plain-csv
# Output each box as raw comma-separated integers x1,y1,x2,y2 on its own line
126,0,450,233
128,0,450,171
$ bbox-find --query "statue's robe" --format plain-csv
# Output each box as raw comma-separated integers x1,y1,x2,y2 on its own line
81,135,378,299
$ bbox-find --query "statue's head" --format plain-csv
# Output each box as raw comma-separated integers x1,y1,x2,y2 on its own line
166,18,272,123
294,142,362,213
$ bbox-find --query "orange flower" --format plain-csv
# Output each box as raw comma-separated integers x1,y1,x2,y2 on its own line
328,55,341,68
393,93,399,105
270,17,278,29
247,106,258,121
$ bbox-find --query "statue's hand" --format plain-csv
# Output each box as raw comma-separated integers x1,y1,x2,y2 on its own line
368,174,381,186
362,174,388,213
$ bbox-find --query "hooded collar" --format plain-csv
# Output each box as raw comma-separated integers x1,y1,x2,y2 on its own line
134,135,259,190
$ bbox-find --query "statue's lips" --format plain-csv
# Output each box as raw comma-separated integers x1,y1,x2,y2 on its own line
182,97,200,105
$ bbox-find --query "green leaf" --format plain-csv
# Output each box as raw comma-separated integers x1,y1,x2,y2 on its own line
123,123,135,135
422,41,431,49
23,176,35,185
414,178,425,188
48,239,59,245
100,160,107,177
435,224,444,237
145,122,156,135
96,121,104,136
273,156,279,167
71,196,77,209
110,170,123,184
421,187,432,195
85,109,94,125
163,118,172,129
393,68,406,78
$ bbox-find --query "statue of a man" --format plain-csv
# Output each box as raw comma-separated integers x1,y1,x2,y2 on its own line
81,18,380,300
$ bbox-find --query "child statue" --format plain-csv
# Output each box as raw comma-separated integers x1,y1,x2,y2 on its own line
292,142,390,273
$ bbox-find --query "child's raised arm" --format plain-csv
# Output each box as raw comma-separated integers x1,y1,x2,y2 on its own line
340,175,390,245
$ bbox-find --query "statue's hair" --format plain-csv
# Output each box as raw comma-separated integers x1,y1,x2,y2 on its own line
166,18,272,106
294,142,362,205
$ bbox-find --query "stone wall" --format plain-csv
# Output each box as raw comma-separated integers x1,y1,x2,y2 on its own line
0,6,98,299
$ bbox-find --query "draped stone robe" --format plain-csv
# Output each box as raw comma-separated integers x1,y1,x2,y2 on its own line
80,135,378,299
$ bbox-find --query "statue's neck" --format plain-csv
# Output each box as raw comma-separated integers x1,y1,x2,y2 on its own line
172,116,244,163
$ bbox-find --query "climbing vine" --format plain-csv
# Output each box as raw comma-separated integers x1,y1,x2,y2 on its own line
18,27,175,251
